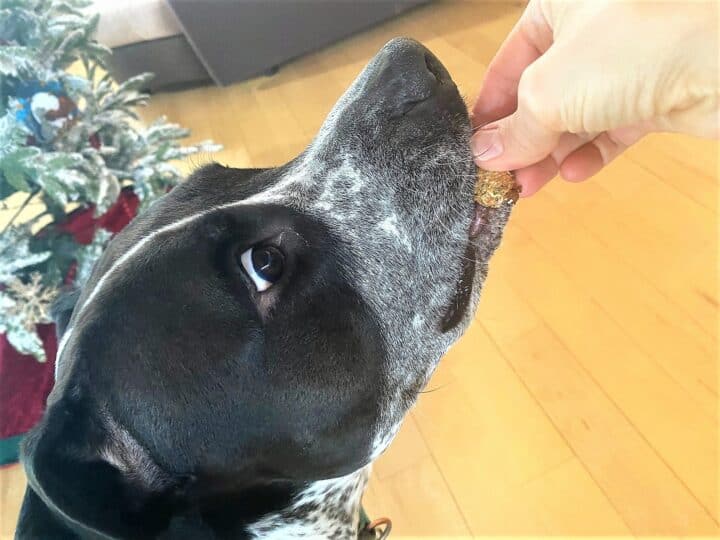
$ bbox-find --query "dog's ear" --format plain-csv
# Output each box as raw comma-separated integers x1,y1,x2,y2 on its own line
50,288,80,338
17,398,186,538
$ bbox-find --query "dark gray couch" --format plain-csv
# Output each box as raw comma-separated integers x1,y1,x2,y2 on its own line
107,1,429,92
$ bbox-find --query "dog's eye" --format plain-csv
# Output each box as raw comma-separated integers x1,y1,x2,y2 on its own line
238,246,284,292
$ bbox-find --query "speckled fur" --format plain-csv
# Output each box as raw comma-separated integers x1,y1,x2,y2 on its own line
243,39,512,537
247,468,369,539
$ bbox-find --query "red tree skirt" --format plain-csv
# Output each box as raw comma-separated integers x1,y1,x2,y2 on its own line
0,325,56,465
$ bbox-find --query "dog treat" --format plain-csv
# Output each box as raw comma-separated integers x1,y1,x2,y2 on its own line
474,169,520,208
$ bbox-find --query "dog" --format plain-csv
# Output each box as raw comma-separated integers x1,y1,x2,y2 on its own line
16,38,512,539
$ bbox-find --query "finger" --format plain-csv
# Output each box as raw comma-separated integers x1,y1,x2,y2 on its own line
472,0,553,127
472,31,581,172
515,155,558,197
551,131,597,164
560,143,607,182
559,130,639,182
471,103,560,171
559,125,650,181
515,132,596,196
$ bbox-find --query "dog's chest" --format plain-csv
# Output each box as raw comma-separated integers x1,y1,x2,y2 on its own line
245,468,369,539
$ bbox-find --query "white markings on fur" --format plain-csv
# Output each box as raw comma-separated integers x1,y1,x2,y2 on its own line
377,214,412,252
246,467,370,539
309,154,367,226
99,411,170,491
369,420,402,461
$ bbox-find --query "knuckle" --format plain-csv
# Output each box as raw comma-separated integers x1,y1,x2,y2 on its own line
517,64,562,131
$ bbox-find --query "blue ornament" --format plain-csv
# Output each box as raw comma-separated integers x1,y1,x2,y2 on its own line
14,96,41,141
12,80,77,143
13,80,64,99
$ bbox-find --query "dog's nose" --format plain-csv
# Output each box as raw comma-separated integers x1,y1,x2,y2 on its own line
375,38,451,117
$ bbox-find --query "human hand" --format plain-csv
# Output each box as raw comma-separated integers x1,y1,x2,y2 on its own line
471,0,719,196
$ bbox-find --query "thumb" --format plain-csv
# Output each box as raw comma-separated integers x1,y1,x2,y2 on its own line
471,95,560,172
471,48,565,172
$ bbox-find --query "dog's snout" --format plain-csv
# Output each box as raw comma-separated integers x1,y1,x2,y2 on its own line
375,38,451,117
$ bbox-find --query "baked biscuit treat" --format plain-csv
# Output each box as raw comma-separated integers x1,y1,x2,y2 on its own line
474,170,519,208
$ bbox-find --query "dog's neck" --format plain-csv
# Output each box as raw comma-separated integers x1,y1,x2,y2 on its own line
243,467,370,539
168,467,371,539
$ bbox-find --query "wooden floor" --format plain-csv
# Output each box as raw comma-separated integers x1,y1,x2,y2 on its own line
1,2,718,538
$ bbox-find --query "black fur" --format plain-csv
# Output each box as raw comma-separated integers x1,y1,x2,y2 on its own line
50,289,80,339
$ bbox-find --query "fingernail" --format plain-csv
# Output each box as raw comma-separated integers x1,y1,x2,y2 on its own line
472,128,503,162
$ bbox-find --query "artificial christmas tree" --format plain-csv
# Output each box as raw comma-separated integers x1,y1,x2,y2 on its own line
0,0,219,463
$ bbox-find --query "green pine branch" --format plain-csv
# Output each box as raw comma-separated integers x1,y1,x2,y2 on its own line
0,0,221,360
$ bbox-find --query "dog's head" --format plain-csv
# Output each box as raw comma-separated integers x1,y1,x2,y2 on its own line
19,39,511,537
